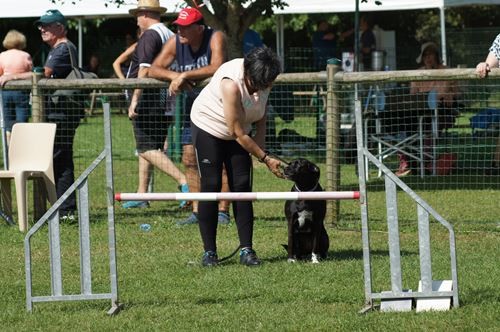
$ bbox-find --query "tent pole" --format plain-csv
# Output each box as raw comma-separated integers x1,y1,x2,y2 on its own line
276,15,285,72
78,18,83,67
354,0,360,72
440,6,447,66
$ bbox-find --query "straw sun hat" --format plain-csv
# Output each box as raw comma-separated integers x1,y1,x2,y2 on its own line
129,0,167,16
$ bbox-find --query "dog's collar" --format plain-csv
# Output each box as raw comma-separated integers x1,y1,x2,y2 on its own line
294,182,319,192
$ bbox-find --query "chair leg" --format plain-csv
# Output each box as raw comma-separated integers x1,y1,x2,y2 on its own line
43,176,58,205
0,178,12,219
14,175,28,232
0,179,12,217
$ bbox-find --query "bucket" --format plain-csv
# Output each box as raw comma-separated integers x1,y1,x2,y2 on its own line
371,50,385,71
342,52,354,72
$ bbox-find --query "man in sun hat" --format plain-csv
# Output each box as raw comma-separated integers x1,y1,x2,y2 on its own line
123,0,191,210
35,9,80,220
128,0,166,16
149,7,230,226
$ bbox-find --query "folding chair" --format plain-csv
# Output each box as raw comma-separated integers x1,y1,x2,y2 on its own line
0,123,57,232
363,90,437,179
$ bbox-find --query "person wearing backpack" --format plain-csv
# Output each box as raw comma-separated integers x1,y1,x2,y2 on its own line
36,9,80,220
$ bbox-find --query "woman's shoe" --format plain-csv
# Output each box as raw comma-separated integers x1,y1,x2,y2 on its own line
178,183,191,209
201,250,218,267
239,248,261,266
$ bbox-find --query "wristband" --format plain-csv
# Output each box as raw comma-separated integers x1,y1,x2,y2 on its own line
258,151,269,163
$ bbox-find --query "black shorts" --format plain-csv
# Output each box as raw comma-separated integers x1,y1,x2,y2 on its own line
132,114,171,152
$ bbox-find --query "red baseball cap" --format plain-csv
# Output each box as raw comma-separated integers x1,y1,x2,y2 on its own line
173,7,203,26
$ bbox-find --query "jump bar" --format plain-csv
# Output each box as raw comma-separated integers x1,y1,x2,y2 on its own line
115,191,360,202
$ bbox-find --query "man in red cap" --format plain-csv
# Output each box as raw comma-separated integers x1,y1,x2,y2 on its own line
150,7,228,226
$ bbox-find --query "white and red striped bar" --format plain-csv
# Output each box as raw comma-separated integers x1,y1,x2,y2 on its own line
115,191,360,202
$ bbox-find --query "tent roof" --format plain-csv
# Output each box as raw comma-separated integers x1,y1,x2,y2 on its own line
274,0,500,14
2,0,182,19
3,0,499,18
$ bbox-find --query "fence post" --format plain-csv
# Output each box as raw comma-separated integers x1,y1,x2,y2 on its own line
31,67,45,123
326,59,341,225
31,67,47,220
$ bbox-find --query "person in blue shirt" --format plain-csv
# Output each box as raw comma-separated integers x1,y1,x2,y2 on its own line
243,29,263,56
312,20,336,71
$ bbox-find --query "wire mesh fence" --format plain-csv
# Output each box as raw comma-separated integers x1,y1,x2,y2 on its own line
0,69,498,232
336,68,500,232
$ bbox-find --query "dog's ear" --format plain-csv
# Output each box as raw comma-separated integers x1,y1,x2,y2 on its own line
309,163,320,176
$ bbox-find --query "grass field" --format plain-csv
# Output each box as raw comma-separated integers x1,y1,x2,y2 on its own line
0,114,499,331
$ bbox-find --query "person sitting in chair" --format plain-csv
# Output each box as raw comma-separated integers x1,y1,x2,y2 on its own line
396,42,460,176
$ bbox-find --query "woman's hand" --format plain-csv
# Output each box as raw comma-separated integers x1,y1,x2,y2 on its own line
264,156,284,178
476,62,490,78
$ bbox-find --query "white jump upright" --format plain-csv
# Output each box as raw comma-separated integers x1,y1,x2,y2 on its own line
354,99,459,313
24,104,120,315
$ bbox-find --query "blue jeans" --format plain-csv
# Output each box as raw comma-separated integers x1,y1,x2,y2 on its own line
1,90,29,131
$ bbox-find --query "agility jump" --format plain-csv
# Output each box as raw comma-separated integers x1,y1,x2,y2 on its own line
115,191,360,202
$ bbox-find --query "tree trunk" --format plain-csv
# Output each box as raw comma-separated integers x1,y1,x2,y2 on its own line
185,0,284,59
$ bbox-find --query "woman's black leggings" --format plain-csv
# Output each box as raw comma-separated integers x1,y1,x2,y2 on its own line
191,122,253,252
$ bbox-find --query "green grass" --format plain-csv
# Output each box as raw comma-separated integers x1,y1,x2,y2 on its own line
0,114,499,330
1,213,498,331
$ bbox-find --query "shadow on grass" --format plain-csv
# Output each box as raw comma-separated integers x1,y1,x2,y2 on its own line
328,249,417,261
263,249,417,264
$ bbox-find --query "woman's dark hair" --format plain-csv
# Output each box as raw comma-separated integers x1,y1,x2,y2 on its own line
244,47,281,91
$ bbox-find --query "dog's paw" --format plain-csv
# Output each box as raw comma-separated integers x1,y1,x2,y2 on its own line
287,258,297,263
311,253,320,264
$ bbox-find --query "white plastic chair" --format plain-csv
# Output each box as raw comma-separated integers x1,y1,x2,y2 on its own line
0,123,57,232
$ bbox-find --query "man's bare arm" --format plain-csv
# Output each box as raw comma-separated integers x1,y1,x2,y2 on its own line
149,37,179,82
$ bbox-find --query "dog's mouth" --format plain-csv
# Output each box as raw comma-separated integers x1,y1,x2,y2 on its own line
282,167,295,180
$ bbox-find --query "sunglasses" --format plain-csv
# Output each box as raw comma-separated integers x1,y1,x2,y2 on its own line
37,23,62,31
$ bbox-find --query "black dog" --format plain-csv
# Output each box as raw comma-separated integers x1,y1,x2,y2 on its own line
283,158,329,263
